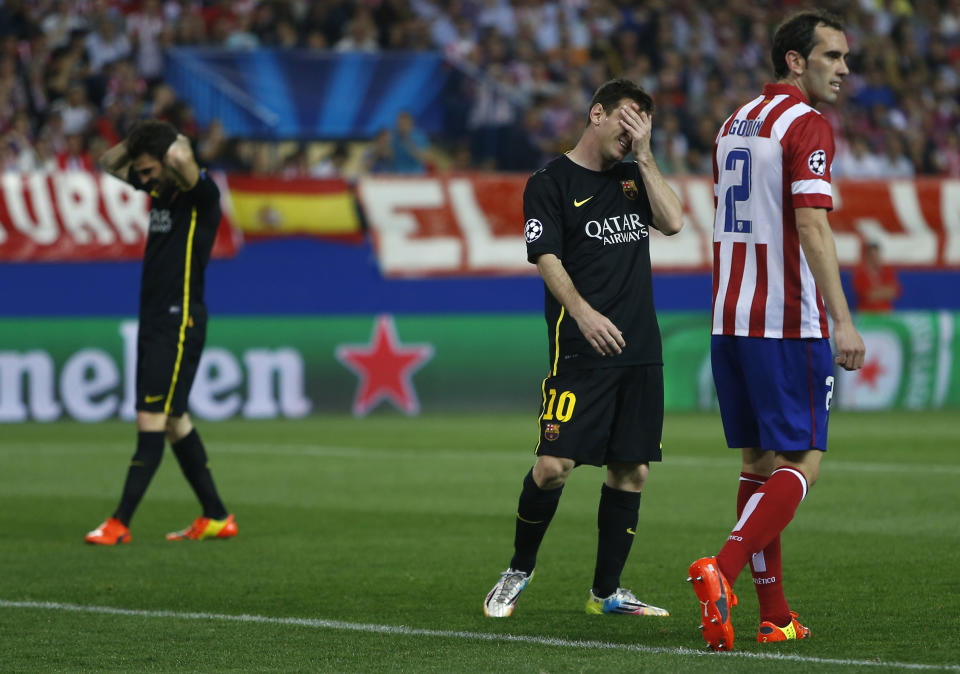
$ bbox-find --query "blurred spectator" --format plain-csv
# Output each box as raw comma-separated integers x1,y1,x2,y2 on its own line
40,0,87,50
85,15,131,75
834,135,884,178
934,130,960,177
391,110,430,174
94,99,127,146
0,54,28,126
335,11,379,52
280,145,311,178
197,119,228,167
45,34,88,102
127,0,168,82
652,112,689,176
876,132,914,178
222,10,259,49
362,128,395,173
311,141,350,178
104,60,147,111
852,240,901,313
58,82,94,135
56,132,93,171
2,110,32,170
20,132,56,173
498,106,549,172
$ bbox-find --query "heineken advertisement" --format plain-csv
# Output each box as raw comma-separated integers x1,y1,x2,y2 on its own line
0,312,957,422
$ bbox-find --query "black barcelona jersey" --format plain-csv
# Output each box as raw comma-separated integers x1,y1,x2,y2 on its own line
524,154,662,373
130,169,221,323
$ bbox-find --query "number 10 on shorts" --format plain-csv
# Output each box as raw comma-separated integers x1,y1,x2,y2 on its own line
543,389,577,422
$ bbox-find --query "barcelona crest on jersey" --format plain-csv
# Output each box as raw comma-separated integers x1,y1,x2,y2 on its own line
621,180,638,200
544,423,560,441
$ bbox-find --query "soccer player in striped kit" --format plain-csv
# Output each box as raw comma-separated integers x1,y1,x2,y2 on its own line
688,11,865,651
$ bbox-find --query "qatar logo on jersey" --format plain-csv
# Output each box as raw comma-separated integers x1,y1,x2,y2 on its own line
621,180,638,200
149,209,172,233
808,149,827,176
524,218,543,243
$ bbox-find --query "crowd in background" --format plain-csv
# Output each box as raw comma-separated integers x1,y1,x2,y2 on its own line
0,0,959,178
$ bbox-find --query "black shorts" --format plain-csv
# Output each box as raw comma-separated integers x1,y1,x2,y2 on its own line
535,364,663,467
136,315,206,417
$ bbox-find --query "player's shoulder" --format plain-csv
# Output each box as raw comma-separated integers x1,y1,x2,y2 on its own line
186,170,220,200
530,155,568,179
524,156,565,193
775,100,831,141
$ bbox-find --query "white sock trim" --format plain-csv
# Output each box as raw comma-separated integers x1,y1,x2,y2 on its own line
772,467,808,502
739,476,766,485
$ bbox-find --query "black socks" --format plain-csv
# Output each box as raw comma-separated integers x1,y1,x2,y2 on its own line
509,469,563,573
172,429,228,520
592,483,641,598
113,431,165,525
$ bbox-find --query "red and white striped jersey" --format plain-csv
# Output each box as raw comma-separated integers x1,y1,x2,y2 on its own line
711,83,834,339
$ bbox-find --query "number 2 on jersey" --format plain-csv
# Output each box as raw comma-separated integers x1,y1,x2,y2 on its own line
723,147,752,233
543,389,576,422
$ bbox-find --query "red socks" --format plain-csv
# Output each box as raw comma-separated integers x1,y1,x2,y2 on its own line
718,468,808,626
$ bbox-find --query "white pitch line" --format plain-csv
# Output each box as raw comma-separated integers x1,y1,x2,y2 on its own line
1,600,957,672
9,442,959,476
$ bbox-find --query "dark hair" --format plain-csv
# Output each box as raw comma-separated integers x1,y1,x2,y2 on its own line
771,10,845,79
125,120,178,161
588,78,653,124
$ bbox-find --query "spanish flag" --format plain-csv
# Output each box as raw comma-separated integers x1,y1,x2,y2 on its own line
225,176,361,239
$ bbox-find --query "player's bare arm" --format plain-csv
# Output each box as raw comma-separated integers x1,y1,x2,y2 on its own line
535,253,625,356
619,105,683,235
795,206,866,371
163,134,200,191
98,140,132,182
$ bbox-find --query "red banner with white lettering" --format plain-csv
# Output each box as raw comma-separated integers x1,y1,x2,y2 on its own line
357,175,960,276
0,172,241,261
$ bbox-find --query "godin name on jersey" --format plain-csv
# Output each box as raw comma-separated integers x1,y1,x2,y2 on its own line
585,213,649,246
727,118,764,137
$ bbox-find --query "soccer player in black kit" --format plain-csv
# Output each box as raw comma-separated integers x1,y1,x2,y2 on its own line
484,79,683,617
85,120,237,545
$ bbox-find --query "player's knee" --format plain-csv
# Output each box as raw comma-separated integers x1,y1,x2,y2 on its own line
741,447,774,476
607,461,648,491
532,456,574,489
137,411,167,432
164,415,193,443
775,451,821,487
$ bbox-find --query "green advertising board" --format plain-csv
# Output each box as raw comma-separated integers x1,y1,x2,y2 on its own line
1,312,957,422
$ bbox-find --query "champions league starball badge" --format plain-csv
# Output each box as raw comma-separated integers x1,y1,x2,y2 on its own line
808,149,827,176
524,218,543,243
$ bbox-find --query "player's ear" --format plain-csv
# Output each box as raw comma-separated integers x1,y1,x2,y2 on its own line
590,103,605,127
785,49,805,75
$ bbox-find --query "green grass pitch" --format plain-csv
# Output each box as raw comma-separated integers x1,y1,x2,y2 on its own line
1,411,958,672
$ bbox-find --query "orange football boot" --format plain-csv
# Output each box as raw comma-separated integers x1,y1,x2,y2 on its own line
687,556,738,651
166,513,238,541
758,611,811,642
85,517,131,545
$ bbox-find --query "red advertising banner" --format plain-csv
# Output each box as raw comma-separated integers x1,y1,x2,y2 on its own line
0,172,241,262
357,175,960,276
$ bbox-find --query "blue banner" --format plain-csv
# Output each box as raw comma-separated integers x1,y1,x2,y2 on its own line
165,48,451,138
